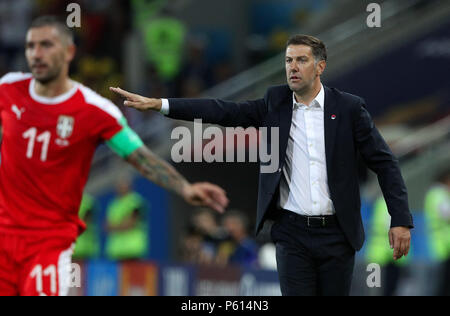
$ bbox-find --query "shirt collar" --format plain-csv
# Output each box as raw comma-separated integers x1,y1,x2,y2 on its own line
293,83,324,110
29,78,79,105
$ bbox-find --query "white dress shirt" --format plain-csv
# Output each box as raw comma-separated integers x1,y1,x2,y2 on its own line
279,84,335,216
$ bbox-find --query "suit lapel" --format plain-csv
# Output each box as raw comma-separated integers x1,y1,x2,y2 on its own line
324,86,339,173
278,88,293,168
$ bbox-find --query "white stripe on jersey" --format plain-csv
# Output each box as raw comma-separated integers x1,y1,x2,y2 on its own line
58,243,75,297
29,79,79,105
79,84,123,121
0,72,123,121
0,72,33,85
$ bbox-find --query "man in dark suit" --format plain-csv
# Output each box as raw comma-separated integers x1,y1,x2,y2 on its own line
111,34,413,296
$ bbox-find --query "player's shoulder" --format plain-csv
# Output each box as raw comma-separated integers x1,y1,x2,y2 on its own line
77,83,123,120
0,72,33,86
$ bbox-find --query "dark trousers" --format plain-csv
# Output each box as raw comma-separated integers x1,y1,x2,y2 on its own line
439,258,450,296
383,263,402,296
271,211,356,296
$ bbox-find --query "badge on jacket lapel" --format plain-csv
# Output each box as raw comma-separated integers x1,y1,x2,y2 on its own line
331,114,337,120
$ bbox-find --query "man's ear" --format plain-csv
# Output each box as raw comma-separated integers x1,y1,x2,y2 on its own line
66,44,76,63
316,60,326,76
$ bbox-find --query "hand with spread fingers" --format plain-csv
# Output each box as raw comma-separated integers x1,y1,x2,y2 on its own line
182,182,229,214
389,226,411,260
110,87,162,112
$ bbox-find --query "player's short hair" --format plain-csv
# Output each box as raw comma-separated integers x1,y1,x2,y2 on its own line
29,16,74,45
286,34,327,62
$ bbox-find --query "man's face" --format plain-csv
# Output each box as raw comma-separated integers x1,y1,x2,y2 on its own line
285,44,325,94
25,26,72,84
223,217,244,240
194,212,216,233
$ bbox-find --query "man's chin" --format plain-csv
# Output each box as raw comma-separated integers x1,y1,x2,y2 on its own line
32,72,56,85
288,82,305,92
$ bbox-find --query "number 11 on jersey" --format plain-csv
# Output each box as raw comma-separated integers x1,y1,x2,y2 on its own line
22,127,51,162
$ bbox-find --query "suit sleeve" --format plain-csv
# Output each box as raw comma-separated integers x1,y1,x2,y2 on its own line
353,99,414,228
166,91,269,128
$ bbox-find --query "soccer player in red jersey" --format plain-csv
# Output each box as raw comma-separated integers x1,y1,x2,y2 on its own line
0,16,229,296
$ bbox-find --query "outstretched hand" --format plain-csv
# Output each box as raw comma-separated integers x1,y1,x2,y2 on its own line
109,87,162,111
182,182,229,214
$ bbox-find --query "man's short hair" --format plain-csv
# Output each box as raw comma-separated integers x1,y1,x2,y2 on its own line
29,16,74,44
286,34,327,62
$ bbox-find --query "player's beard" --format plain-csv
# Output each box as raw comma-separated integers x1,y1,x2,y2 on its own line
30,53,65,85
32,65,62,85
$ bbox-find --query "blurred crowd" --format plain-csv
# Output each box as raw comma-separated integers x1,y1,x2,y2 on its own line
178,208,274,270
73,176,275,271
74,172,273,270
73,175,150,261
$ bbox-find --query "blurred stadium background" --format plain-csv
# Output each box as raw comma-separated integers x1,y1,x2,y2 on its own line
0,0,449,296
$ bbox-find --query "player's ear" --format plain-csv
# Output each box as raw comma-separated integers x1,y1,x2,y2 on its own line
66,43,76,63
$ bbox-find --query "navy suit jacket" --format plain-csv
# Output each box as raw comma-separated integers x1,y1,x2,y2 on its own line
167,84,414,250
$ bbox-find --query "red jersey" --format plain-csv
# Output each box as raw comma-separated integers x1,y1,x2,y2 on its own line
0,72,124,240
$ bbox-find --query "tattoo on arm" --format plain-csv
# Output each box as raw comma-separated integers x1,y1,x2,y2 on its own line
126,146,188,196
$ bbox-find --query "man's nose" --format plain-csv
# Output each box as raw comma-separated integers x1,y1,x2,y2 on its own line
290,61,300,72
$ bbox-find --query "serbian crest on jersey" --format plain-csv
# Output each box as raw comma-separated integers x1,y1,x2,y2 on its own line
56,115,74,139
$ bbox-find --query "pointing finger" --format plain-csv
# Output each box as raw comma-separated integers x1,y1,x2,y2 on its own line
110,87,135,99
